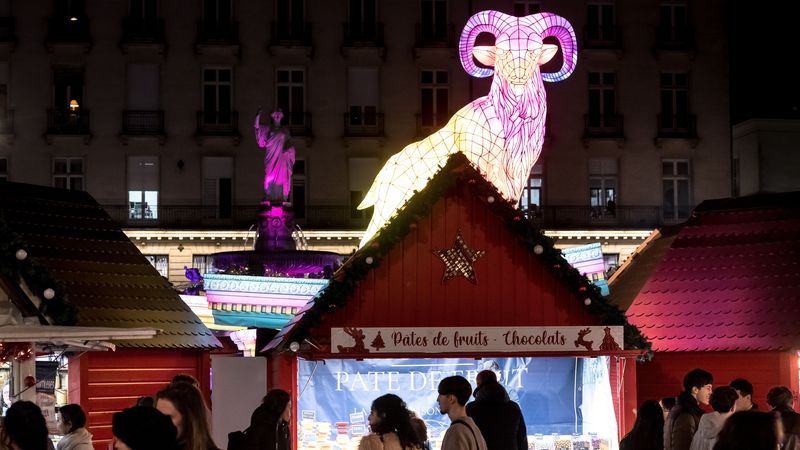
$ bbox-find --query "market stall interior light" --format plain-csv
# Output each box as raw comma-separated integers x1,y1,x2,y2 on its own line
289,341,300,352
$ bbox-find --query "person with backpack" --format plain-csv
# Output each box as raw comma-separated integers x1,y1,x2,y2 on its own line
437,376,488,450
240,389,291,450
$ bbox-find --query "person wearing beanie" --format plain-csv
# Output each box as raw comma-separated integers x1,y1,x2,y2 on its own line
112,406,179,450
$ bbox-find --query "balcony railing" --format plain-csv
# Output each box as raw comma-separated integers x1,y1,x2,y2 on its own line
270,21,312,47
0,110,14,135
122,17,165,44
583,24,623,50
196,111,239,136
46,16,91,45
657,114,697,139
342,22,384,47
0,17,16,42
103,203,684,230
196,19,239,45
279,112,312,137
414,23,455,48
656,25,694,51
416,113,449,137
344,112,384,137
47,109,90,135
123,110,165,135
584,114,624,139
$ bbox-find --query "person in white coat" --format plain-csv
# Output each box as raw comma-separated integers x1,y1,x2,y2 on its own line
689,386,738,450
56,404,93,450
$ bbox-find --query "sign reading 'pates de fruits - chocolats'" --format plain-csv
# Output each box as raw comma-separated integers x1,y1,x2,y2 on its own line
330,326,624,354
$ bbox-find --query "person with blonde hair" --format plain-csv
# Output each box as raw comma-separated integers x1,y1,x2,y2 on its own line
156,383,220,450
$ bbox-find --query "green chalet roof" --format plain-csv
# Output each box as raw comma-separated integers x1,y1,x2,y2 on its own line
266,153,651,357
0,182,220,349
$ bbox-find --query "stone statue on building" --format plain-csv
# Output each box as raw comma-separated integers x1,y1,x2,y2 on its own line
255,108,296,203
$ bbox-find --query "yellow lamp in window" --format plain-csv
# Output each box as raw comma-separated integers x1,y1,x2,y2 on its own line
69,99,79,111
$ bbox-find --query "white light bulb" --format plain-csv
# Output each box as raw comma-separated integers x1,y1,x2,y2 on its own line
15,249,27,260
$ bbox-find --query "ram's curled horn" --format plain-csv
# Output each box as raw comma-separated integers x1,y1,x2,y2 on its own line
525,12,578,82
458,10,511,78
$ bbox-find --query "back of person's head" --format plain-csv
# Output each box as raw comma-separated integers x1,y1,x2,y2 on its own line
683,368,713,392
262,388,291,418
627,400,664,450
767,386,794,409
170,373,200,388
438,376,472,406
475,369,498,386
113,406,179,450
409,412,428,443
710,386,739,413
369,394,423,449
59,403,88,433
729,378,754,397
660,396,676,412
137,396,155,408
712,410,780,450
1,401,50,450
156,383,216,450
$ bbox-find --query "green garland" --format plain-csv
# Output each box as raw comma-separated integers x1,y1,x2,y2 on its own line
0,213,78,326
285,154,653,360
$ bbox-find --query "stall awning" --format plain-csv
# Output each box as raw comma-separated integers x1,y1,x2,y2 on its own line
0,325,159,351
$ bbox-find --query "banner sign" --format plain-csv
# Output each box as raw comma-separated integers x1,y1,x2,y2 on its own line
331,326,623,354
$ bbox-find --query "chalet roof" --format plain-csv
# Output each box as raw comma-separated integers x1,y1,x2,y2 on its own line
0,182,221,349
623,191,800,352
265,154,649,354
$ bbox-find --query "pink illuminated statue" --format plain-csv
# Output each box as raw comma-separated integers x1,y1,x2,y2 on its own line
358,11,577,247
255,108,296,202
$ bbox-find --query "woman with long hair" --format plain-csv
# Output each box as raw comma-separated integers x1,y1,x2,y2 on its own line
56,404,93,450
243,389,291,450
359,394,423,450
156,383,219,450
712,411,782,450
1,401,53,450
619,400,664,450
112,406,179,450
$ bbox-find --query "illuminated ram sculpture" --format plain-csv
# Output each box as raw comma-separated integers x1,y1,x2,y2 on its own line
358,10,577,247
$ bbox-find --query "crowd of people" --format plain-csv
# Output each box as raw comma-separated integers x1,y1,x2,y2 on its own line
620,368,800,450
4,367,800,450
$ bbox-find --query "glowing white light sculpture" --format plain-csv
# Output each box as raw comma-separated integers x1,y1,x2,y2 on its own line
358,11,577,247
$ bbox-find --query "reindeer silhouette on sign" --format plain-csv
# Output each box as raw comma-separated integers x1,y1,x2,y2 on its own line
574,328,594,351
337,327,368,354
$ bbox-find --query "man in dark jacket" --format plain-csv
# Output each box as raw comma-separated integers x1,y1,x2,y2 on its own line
767,386,800,450
664,368,713,450
466,370,527,450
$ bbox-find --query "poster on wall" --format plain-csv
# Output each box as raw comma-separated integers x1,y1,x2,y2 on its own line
35,361,60,435
296,357,618,450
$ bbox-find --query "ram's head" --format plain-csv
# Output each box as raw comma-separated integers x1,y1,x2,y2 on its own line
459,11,577,95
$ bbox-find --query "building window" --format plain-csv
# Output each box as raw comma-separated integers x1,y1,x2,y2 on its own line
125,64,162,135
520,161,544,217
513,1,540,16
192,254,212,275
128,156,159,220
0,157,7,181
589,158,617,215
53,157,84,190
588,72,616,128
659,72,690,130
662,159,691,220
144,255,169,278
347,68,379,128
348,157,378,219
203,0,232,26
53,67,84,112
291,159,306,219
586,1,616,42
659,0,689,43
202,157,233,219
732,157,740,197
202,67,232,125
276,68,305,127
348,0,377,41
603,253,619,277
276,0,304,37
420,70,448,133
420,0,447,41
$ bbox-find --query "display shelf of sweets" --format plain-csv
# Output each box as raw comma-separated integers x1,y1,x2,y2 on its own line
531,434,555,450
571,433,591,450
589,432,610,450
553,433,572,450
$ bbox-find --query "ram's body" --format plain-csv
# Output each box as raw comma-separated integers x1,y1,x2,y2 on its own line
358,11,576,247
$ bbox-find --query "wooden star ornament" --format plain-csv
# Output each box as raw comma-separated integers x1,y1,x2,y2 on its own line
433,231,486,284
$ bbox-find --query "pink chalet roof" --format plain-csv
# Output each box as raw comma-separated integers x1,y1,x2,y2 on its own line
625,191,800,352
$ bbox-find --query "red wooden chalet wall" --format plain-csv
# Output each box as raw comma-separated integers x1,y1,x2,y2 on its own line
69,349,211,450
636,351,799,413
310,182,600,343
